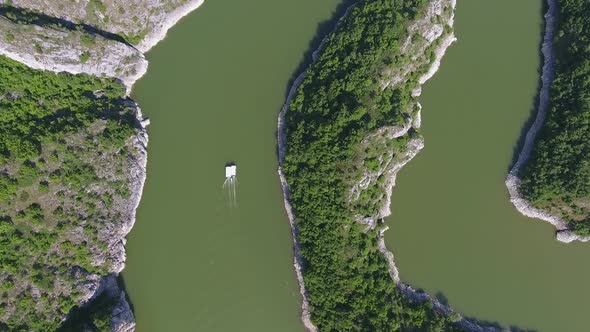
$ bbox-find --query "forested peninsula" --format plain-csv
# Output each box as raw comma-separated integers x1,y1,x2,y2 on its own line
508,0,590,242
0,0,204,330
279,0,500,330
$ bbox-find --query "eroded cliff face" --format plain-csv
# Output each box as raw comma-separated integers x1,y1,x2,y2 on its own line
349,0,456,227
0,85,147,330
0,16,147,88
277,0,495,330
0,1,202,331
0,0,204,88
506,0,590,244
1,0,203,51
347,1,501,330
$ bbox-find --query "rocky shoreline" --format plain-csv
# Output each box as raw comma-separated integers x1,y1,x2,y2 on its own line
0,1,205,330
278,0,503,330
136,0,205,53
276,2,357,330
0,0,206,93
0,15,149,91
505,0,590,244
81,2,204,329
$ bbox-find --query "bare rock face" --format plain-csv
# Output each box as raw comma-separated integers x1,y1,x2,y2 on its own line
0,0,205,89
89,275,136,332
111,290,135,332
351,0,456,226
0,16,147,88
0,1,192,331
504,0,590,244
1,0,204,52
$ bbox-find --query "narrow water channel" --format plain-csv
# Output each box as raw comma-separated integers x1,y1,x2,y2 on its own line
123,1,341,331
386,1,590,331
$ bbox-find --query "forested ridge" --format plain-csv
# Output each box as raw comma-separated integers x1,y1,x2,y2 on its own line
520,0,590,235
283,0,466,330
0,55,140,330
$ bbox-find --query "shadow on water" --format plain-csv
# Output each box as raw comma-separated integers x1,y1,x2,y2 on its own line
461,316,539,332
282,0,357,100
58,275,133,331
506,1,549,175
274,0,357,159
275,1,541,330
118,275,136,314
429,290,535,331
434,291,449,306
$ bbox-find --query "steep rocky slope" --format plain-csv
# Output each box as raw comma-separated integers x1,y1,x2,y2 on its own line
0,0,203,331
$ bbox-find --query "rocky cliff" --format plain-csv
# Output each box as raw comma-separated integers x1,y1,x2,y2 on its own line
0,1,203,331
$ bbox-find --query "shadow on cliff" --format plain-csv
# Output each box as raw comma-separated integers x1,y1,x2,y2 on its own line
57,275,134,331
117,275,136,314
506,1,550,176
0,5,131,46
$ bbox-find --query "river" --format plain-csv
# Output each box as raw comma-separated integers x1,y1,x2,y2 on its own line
122,0,341,331
386,1,590,331
122,0,590,331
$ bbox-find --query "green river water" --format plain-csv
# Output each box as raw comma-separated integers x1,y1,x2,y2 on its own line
386,1,590,331
123,0,340,331
123,0,590,331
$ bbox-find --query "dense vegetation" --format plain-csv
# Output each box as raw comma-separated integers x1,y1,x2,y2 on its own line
0,55,140,330
520,0,590,235
57,291,117,332
283,0,466,330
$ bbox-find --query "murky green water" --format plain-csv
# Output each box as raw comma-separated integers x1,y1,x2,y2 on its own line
123,1,340,331
123,0,590,331
386,1,590,331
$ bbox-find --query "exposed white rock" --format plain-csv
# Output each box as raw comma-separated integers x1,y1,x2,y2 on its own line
0,17,147,90
111,291,136,332
0,0,206,92
367,1,504,330
382,0,457,91
412,31,457,97
4,0,204,53
413,103,422,129
84,275,136,332
74,268,103,306
56,104,148,332
505,0,590,243
279,0,498,331
136,0,205,53
378,235,400,283
0,1,191,331
377,138,424,219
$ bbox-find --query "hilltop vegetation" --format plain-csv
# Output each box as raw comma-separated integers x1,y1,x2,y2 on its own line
2,0,195,48
520,0,590,235
283,0,466,330
0,54,141,330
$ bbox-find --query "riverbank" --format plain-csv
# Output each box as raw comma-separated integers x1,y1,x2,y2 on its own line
136,0,205,53
505,0,590,243
276,2,354,330
372,3,505,330
278,0,502,330
0,0,206,94
83,3,205,330
0,2,205,330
